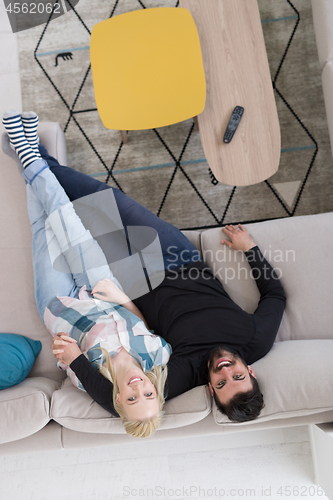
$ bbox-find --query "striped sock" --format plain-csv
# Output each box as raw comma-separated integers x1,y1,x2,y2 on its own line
21,111,40,156
2,111,40,169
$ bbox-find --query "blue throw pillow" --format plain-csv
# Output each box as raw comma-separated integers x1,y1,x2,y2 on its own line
0,334,42,390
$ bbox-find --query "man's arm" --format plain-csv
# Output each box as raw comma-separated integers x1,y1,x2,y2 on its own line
52,334,194,406
220,224,286,364
70,354,118,416
221,224,286,306
164,356,206,400
220,223,256,253
52,334,118,416
243,245,286,363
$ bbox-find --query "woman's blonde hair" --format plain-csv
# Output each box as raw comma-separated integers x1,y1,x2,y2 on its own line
98,348,168,438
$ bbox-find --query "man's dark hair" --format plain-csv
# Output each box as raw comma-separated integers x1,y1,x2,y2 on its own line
213,374,264,422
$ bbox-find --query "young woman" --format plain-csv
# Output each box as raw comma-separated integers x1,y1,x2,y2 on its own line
2,110,171,438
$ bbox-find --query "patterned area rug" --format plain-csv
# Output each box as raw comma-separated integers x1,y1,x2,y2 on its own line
17,0,333,229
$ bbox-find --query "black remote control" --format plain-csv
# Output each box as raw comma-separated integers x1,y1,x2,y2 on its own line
223,106,244,143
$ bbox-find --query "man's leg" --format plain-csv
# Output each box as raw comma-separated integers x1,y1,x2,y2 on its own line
39,144,110,201
40,145,201,270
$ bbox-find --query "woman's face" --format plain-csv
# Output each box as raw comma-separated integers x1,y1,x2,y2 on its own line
116,368,159,421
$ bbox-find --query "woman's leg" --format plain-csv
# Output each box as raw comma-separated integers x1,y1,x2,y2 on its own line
26,184,78,318
2,111,121,295
39,145,201,270
23,160,122,291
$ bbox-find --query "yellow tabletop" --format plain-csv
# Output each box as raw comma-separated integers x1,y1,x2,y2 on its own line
180,0,281,186
90,7,206,131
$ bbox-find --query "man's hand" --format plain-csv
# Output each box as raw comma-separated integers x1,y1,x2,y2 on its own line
221,224,256,253
92,278,129,304
51,334,82,365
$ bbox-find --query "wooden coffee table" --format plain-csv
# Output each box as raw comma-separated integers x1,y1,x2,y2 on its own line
180,0,281,186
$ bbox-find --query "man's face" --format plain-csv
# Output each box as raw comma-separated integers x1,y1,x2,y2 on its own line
207,347,256,405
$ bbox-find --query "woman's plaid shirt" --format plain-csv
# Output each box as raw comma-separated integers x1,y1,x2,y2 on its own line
44,286,171,390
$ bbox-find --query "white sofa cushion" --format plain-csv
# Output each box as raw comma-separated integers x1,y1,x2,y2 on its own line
200,213,333,342
182,230,202,254
38,122,67,166
0,377,60,444
51,378,211,434
214,340,333,426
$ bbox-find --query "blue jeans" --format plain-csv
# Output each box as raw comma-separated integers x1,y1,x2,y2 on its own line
24,158,121,319
39,144,201,271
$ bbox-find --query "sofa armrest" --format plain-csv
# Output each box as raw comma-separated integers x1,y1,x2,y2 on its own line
38,122,67,166
311,0,333,68
0,377,61,444
322,61,333,159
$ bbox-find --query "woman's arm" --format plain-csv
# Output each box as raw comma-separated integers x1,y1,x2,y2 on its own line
120,300,150,329
92,279,150,329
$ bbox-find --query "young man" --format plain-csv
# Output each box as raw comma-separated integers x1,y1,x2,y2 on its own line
3,131,286,422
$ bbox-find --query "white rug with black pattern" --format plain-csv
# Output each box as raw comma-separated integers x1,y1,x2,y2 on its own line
16,0,333,229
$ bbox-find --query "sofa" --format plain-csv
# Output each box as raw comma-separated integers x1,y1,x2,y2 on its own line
0,118,333,455
311,0,333,159
1,0,333,455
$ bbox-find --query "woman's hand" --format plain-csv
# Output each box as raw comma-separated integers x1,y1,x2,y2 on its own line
220,224,256,253
92,278,129,304
51,333,82,365
92,279,151,330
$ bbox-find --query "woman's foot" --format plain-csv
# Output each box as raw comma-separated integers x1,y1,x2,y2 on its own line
2,110,41,169
21,111,40,156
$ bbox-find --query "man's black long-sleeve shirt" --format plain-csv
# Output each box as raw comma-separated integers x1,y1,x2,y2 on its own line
70,246,286,416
